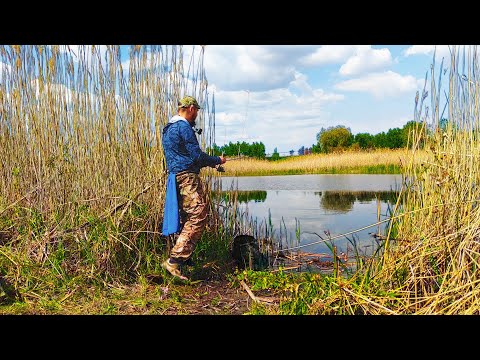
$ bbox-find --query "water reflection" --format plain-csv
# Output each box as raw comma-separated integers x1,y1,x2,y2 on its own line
318,190,398,213
217,190,267,204
218,174,401,257
218,189,398,213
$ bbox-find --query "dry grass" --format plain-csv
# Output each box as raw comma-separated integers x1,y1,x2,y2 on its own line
222,148,428,176
0,45,217,293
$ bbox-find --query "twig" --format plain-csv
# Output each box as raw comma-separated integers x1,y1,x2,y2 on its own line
240,280,278,304
240,280,259,302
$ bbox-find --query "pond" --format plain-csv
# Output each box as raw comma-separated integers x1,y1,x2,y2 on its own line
219,174,402,257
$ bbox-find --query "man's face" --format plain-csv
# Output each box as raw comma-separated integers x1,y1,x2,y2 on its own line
191,105,199,120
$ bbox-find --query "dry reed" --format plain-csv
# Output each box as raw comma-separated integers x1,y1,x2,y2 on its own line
0,45,214,286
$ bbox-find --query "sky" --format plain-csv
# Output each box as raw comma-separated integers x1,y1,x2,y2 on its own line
160,45,454,155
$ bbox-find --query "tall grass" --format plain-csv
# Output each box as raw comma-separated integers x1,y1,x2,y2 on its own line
377,45,480,314
278,45,480,315
0,45,216,295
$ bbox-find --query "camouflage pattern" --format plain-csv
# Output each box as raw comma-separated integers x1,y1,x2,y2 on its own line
178,95,201,109
170,172,208,262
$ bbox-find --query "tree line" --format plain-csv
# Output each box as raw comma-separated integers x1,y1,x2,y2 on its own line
208,120,428,159
306,120,427,154
208,141,266,158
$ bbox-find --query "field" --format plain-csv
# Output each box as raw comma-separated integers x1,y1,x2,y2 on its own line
220,148,427,176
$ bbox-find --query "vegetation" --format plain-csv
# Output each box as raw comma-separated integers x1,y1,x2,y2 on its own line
0,45,237,312
209,141,266,159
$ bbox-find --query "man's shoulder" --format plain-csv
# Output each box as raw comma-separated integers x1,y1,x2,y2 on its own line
170,119,191,130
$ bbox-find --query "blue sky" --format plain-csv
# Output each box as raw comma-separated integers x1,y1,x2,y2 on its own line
0,45,452,155
160,45,451,155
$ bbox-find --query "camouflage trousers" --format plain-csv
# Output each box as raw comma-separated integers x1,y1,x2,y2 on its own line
170,172,209,262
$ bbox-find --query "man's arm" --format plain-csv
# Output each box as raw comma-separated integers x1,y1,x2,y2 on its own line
181,122,225,167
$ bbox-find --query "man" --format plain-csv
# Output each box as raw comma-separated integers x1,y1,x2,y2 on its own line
161,95,226,280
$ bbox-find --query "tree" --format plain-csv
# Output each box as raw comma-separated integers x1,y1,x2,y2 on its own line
208,141,266,159
319,126,353,153
385,127,404,148
402,120,426,148
354,133,375,149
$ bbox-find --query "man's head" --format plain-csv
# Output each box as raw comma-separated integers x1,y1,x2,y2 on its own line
178,95,201,123
178,95,201,110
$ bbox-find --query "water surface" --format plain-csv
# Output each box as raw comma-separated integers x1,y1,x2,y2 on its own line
220,174,402,256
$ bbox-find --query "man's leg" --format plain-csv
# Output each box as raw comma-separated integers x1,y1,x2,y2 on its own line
162,173,208,279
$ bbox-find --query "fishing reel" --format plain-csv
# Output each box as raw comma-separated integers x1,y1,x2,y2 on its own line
216,165,225,172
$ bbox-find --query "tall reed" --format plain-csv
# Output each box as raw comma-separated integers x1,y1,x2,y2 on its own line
0,45,213,291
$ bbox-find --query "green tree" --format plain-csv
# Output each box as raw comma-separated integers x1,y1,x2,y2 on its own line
354,133,375,149
373,131,388,148
208,141,266,159
385,127,404,148
319,126,353,153
402,120,426,148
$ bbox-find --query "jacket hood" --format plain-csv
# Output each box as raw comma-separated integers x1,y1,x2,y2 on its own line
168,115,190,125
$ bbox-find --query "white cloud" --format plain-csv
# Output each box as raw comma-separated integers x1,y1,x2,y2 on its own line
298,45,359,66
335,71,420,98
403,45,453,60
56,45,110,66
210,84,344,152
339,46,393,76
204,45,305,92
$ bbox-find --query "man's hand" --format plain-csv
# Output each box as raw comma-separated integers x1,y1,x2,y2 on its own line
219,155,227,164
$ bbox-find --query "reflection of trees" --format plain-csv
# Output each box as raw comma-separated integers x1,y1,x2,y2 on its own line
318,191,355,212
314,190,398,212
355,191,398,203
216,190,267,204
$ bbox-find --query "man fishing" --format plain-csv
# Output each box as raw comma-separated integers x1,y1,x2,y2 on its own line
161,95,226,280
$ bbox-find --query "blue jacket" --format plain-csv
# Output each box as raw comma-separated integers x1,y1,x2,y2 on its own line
162,115,221,174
